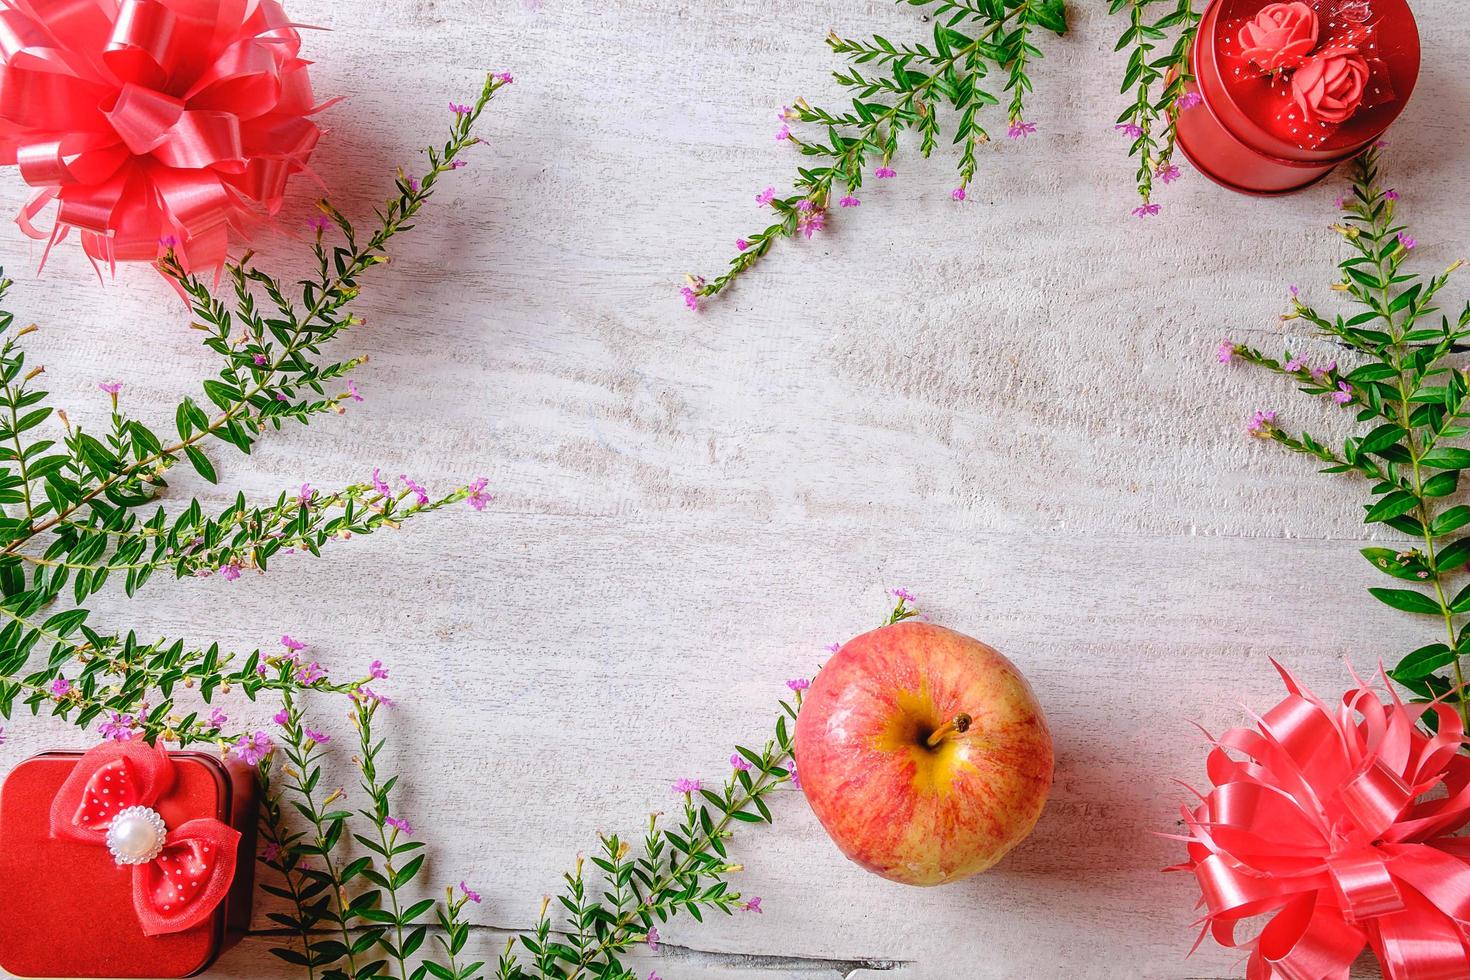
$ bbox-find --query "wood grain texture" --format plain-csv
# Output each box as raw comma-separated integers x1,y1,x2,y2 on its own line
1,0,1468,977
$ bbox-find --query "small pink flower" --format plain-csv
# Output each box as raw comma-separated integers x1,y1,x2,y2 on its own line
234,730,273,766
466,476,494,511
497,72,514,84
736,239,748,251
399,474,430,506
1333,381,1353,404
774,124,790,142
220,562,242,581
253,354,268,366
756,186,775,206
1311,361,1337,381
731,753,752,772
789,765,801,790
98,381,122,395
838,196,860,207
1217,341,1235,364
1132,203,1161,217
305,728,330,745
347,379,363,402
460,881,482,903
681,286,700,311
450,160,467,170
299,483,313,505
208,708,228,728
272,708,289,726
1284,356,1307,372
786,678,810,691
1248,409,1277,433
1007,120,1037,139
951,187,966,202
743,897,763,913
449,102,472,115
99,712,137,741
797,209,825,239
372,469,392,497
1176,91,1203,111
282,635,306,652
825,641,840,654
261,842,282,863
672,778,701,794
1385,189,1400,201
49,677,71,697
1398,232,1417,250
384,816,413,835
307,215,330,233
369,660,389,680
1156,164,1182,184
646,926,660,951
357,686,395,708
890,587,917,603
295,661,325,685
874,166,896,179
795,200,812,212
1115,123,1144,139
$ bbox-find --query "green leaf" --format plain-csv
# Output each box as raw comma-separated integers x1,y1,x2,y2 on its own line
183,446,217,484
1420,447,1470,470
1434,506,1470,536
1389,643,1456,681
1368,587,1443,615
1359,423,1406,455
1365,490,1419,524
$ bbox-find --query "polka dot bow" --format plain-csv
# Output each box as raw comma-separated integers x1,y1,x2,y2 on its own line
48,741,240,937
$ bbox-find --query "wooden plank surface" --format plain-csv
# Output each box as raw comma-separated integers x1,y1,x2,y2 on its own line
3,0,1469,977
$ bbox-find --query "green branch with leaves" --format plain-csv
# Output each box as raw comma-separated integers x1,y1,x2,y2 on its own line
686,0,1067,306
1225,147,1470,726
1108,0,1200,211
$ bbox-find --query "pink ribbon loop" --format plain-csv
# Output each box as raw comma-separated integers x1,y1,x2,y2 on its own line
0,0,327,271
1173,662,1470,978
48,741,240,937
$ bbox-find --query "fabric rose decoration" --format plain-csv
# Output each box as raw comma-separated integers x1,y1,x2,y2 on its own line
1291,46,1371,124
1238,1,1319,72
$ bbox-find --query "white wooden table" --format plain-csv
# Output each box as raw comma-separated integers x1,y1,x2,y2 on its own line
3,1,1468,977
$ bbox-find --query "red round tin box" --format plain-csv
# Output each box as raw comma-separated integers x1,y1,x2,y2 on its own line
0,747,257,978
1175,0,1420,195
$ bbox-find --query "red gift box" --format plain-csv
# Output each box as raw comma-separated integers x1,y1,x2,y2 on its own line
0,745,257,978
1175,0,1420,195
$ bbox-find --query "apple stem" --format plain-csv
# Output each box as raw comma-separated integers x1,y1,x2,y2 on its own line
925,712,973,748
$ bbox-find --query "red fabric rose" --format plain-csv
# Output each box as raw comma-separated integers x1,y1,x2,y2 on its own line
1292,47,1371,124
1238,1,1319,72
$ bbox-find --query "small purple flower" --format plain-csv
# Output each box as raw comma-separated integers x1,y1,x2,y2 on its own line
731,753,752,772
874,166,896,179
1248,409,1277,434
646,926,660,951
825,641,840,654
1284,356,1307,372
890,587,917,603
1156,164,1181,184
951,187,966,202
1217,341,1235,364
1333,381,1353,404
275,393,289,402
1115,122,1144,139
1398,232,1417,250
796,199,812,212
1289,284,1299,298
253,354,268,366
1176,91,1203,111
372,468,392,498
1334,195,1348,209
743,897,763,913
272,708,290,726
680,285,700,311
1007,120,1036,139
407,175,420,193
736,238,749,251
347,379,363,402
789,765,801,790
98,381,122,395
234,730,273,765
305,728,330,745
774,124,790,142
1385,189,1400,201
49,677,71,697
307,215,330,233
1132,202,1161,217
797,209,825,239
756,186,775,206
384,816,413,836
649,973,662,980
357,686,395,708
838,196,860,207
786,678,810,691
282,635,306,652
369,660,389,680
449,102,472,115
777,105,796,121
1311,361,1338,381
460,881,482,903
295,661,325,685
208,707,228,729
220,562,242,582
400,474,430,506
497,72,514,84
466,476,494,511
99,712,136,741
299,483,313,505
672,778,701,795
159,235,179,248
261,842,282,863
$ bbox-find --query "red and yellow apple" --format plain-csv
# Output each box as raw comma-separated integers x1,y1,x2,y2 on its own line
793,620,1053,885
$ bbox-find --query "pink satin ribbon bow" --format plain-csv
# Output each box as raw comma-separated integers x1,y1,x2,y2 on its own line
0,0,329,272
49,740,240,937
1170,661,1470,979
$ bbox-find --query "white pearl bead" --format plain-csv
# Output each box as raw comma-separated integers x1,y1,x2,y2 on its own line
106,806,167,865
112,814,159,857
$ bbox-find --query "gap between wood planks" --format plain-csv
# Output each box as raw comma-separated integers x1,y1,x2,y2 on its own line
244,926,913,976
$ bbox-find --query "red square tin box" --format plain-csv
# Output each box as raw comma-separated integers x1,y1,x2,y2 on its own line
0,743,256,978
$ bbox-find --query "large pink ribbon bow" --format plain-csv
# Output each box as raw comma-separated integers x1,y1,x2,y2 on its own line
49,740,240,937
0,0,330,272
1171,661,1470,979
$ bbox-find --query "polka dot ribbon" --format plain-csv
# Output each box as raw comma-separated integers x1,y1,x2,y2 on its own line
48,741,240,937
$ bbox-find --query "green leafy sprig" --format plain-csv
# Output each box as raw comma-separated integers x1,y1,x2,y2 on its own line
689,0,1067,304
0,72,507,749
1109,0,1200,208
1226,148,1470,726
